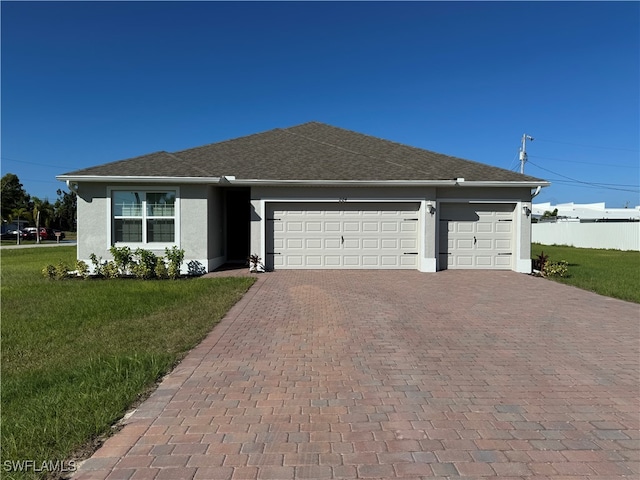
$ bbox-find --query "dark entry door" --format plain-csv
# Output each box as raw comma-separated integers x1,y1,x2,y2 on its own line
226,189,250,262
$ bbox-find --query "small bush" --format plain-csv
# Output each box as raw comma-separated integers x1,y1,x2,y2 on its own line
132,248,158,279
544,260,569,278
102,261,120,279
55,261,71,280
110,246,133,276
42,264,56,279
89,253,105,277
155,257,168,279
76,260,90,279
533,251,549,272
165,246,185,280
187,260,206,276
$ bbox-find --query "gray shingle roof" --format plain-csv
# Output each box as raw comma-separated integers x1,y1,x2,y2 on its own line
60,122,546,183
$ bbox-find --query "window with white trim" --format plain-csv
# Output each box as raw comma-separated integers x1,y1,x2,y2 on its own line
112,191,176,244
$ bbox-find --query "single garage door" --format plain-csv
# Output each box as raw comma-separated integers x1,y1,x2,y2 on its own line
439,203,515,269
267,202,420,269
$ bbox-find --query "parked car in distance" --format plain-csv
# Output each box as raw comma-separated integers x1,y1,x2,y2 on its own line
20,228,66,241
23,227,47,240
0,229,28,240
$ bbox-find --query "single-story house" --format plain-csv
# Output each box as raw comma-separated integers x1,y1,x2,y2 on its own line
57,122,549,273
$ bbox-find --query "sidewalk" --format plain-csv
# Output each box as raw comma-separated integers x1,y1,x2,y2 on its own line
1,241,77,249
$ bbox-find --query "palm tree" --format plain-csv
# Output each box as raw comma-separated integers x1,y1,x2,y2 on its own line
31,198,55,243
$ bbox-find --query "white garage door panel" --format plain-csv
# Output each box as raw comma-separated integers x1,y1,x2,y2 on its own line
269,202,420,269
439,203,515,270
495,238,512,249
362,238,379,249
344,222,360,232
476,238,493,249
287,238,303,249
288,255,303,266
306,238,321,249
306,256,322,266
287,222,303,232
496,255,512,267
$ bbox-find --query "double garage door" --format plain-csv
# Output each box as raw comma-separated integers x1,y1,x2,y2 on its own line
267,202,420,269
439,203,515,269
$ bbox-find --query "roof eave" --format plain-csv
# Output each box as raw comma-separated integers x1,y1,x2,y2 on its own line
56,175,224,184
56,176,550,188
228,179,459,187
460,180,551,188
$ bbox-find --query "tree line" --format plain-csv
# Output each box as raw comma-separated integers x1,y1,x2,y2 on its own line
1,173,76,231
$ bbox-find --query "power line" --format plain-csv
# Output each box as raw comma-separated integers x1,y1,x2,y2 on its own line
529,154,638,169
527,160,640,194
1,156,74,170
544,178,640,194
508,152,520,172
534,138,639,153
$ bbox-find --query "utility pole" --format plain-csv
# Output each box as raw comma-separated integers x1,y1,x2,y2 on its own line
520,134,534,174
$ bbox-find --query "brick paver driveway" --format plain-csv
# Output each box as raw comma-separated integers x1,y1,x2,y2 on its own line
74,270,639,479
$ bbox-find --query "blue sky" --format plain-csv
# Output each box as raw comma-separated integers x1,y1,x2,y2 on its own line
2,1,639,207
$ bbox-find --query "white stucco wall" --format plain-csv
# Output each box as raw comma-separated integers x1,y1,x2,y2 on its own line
179,184,211,272
76,182,109,262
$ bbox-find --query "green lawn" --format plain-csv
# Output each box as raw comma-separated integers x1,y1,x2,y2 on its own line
532,243,640,303
1,246,255,479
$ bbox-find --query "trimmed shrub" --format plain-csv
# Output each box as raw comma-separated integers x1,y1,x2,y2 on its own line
42,264,56,279
110,246,133,276
155,257,168,279
544,260,569,278
165,246,185,280
132,248,158,279
76,260,90,279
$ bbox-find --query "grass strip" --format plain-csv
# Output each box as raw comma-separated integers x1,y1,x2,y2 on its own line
532,243,640,303
1,246,255,479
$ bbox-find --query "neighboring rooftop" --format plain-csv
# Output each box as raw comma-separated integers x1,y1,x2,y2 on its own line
60,122,547,183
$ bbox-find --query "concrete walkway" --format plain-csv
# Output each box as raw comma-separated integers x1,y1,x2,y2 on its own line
73,270,639,479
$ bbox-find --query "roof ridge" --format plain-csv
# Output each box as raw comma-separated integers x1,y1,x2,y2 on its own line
173,127,287,156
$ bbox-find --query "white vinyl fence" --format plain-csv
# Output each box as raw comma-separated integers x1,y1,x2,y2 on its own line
532,222,640,251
